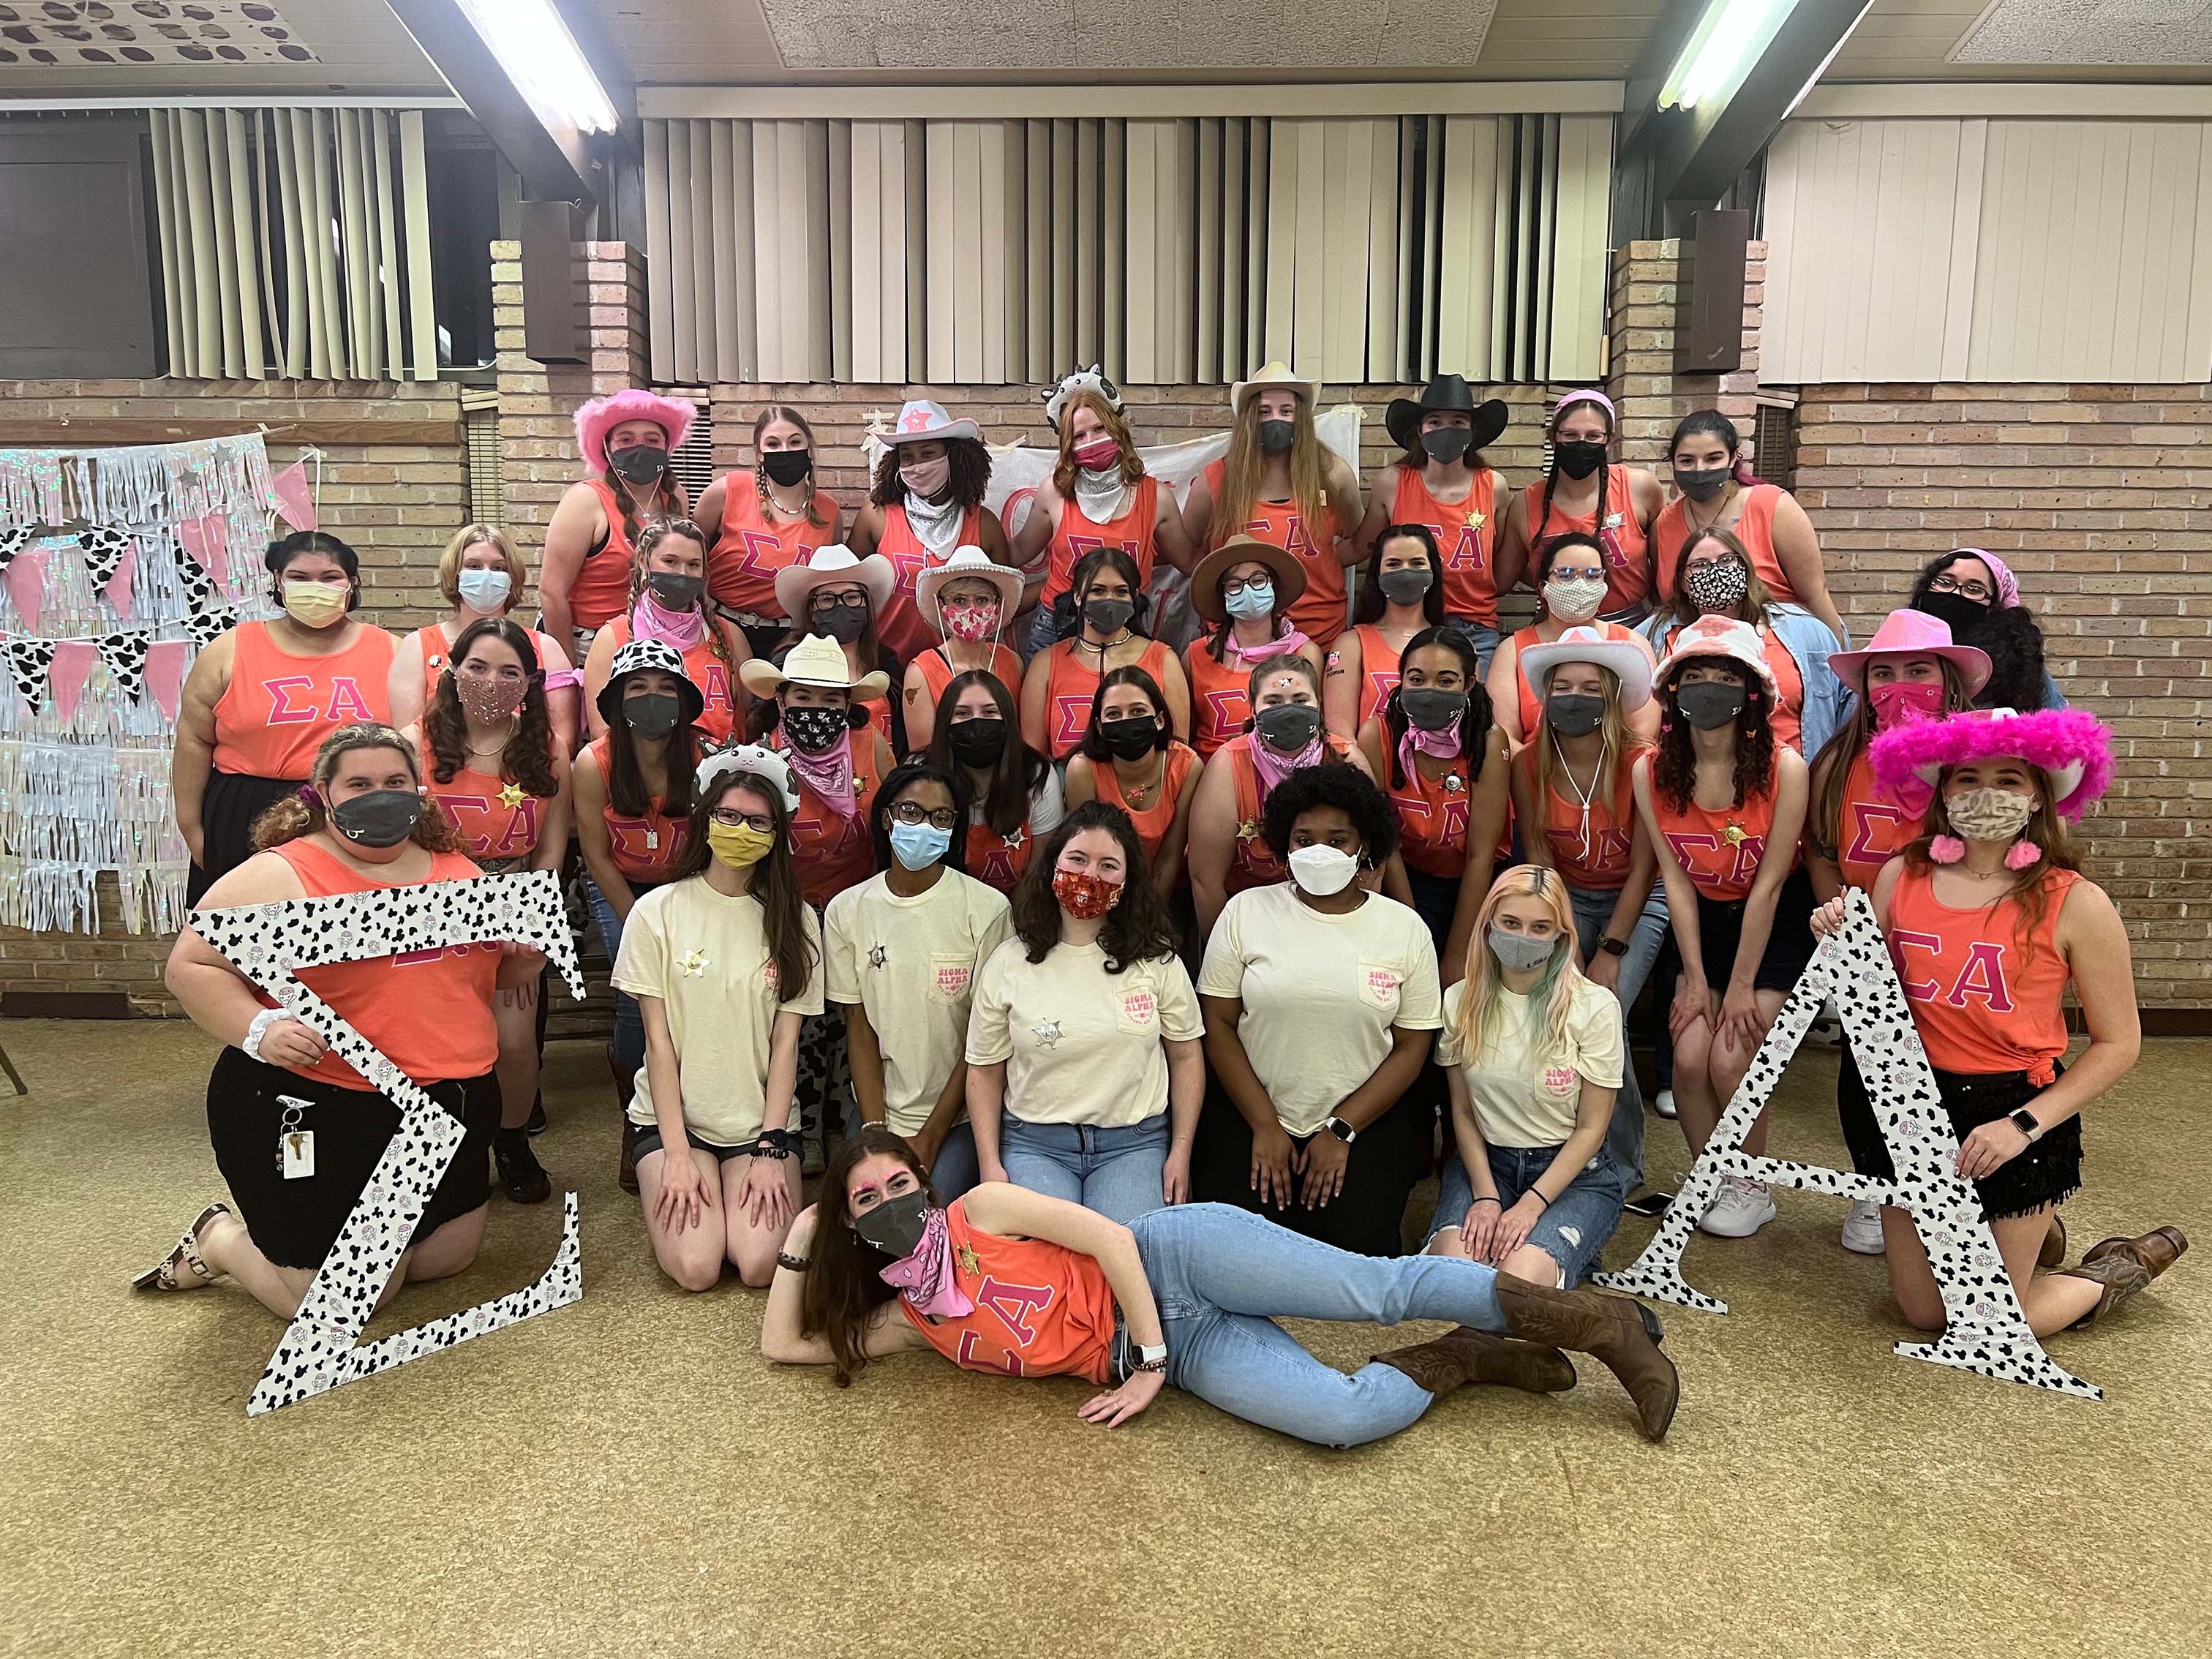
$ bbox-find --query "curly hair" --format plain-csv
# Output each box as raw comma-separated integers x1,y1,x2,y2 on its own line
1909,553,2050,712
663,766,816,1004
1260,759,1399,868
1006,801,1179,973
249,723,466,855
870,437,993,511
868,759,973,878
1652,660,1774,815
1352,522,1447,626
1380,625,1492,789
424,617,559,799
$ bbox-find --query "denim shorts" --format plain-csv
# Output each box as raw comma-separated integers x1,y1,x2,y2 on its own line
1427,1143,1629,1288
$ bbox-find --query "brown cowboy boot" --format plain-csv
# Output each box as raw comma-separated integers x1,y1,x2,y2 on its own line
1493,1274,1679,1441
611,1041,640,1194
2061,1227,2187,1325
1373,1327,1577,1398
2037,1212,2066,1271
2080,1225,2187,1278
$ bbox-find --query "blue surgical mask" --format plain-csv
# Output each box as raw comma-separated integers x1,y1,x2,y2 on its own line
456,568,513,612
1224,581,1274,621
889,820,952,871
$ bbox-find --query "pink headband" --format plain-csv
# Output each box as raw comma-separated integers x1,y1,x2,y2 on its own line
1552,388,1617,426
1951,547,2022,609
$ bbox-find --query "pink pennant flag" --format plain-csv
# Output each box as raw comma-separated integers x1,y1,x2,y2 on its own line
146,640,192,723
270,461,317,532
4,546,47,634
178,515,232,586
177,517,211,571
106,545,138,620
48,641,95,726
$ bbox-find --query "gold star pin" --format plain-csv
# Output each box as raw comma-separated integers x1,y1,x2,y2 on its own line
1464,506,1487,530
957,1243,981,1279
498,781,527,810
1236,818,1261,842
1722,822,1747,847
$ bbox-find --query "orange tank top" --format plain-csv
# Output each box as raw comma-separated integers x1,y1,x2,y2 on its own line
1388,751,1475,879
1521,466,1651,615
1338,623,1406,733
786,733,886,907
1515,742,1639,892
1641,753,1790,903
1510,620,1643,738
423,758,553,865
600,616,741,745
912,643,1023,726
588,735,690,883
1225,731,1353,894
1185,631,1297,759
1391,464,1500,625
876,503,985,661
1652,484,1790,607
212,622,395,780
1834,749,1925,894
897,1197,1117,1383
1091,742,1199,863
1044,476,1159,603
965,802,1039,895
1038,638,1174,761
1886,865,2081,1083
257,838,499,1091
572,479,663,631
1205,459,1347,646
706,474,838,618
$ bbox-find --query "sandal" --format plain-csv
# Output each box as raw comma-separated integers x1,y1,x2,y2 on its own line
131,1203,232,1292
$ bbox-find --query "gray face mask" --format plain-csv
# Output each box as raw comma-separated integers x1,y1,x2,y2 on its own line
1378,567,1434,607
1489,925,1556,973
331,789,424,849
646,571,705,610
1546,693,1604,738
1254,703,1320,752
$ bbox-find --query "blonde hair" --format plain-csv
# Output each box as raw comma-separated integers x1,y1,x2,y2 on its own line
1530,658,1644,823
1215,388,1328,551
249,723,466,855
1451,866,1587,1075
437,523,527,610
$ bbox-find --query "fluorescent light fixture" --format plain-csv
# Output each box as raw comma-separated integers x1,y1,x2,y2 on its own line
453,0,620,136
1659,0,1803,112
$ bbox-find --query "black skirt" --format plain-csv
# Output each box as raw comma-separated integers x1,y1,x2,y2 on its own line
1695,866,1816,993
187,770,303,904
1837,1056,2080,1221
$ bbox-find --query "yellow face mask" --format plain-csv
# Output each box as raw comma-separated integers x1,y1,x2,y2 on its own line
707,820,776,869
282,579,349,628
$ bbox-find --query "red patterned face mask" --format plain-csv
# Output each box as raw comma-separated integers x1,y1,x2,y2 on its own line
942,601,1001,642
1052,866,1120,919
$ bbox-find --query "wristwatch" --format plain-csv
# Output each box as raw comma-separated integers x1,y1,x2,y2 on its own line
1131,1341,1169,1374
1323,1116,1358,1144
2008,1107,2043,1143
1598,936,1630,958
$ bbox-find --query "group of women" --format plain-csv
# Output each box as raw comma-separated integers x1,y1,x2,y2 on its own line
140,369,2183,1451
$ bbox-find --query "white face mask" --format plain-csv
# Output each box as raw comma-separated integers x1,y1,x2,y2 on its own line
1947,786,2036,843
457,568,513,613
1287,844,1359,898
1543,575,1606,623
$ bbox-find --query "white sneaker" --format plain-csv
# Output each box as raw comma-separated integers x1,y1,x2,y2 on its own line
1840,1198,1886,1255
1654,1088,1678,1121
1698,1175,1777,1238
1810,997,1843,1047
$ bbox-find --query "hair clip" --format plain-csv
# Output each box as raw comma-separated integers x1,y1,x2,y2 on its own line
298,784,321,808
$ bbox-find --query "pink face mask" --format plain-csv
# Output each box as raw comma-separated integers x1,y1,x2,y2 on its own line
1869,680,1945,729
942,600,1001,642
1072,437,1120,471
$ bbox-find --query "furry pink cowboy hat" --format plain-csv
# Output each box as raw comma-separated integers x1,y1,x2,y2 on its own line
1870,706,2115,823
574,390,696,474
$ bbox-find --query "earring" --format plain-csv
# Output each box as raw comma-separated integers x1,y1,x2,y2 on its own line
2004,840,2043,870
1929,835,1967,865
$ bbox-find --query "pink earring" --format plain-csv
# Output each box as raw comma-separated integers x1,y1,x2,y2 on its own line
1929,835,1967,865
2004,840,2043,870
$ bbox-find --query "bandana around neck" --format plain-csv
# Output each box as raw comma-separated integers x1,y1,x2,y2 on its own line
1396,721,1461,783
1249,729,1324,796
1073,467,1132,527
631,590,706,650
879,1205,975,1317
783,727,859,819
903,489,964,557
1222,618,1310,667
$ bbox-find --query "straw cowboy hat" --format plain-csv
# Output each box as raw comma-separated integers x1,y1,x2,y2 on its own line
1652,614,1778,699
1871,706,2115,824
1520,625,1655,712
595,637,705,727
916,546,1024,631
1230,361,1316,418
1827,609,1992,702
773,544,897,623
573,389,696,474
696,742,800,813
879,398,982,447
739,632,892,702
1188,533,1309,626
1385,373,1511,455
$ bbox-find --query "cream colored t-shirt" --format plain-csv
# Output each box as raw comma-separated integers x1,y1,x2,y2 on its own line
1197,883,1445,1138
824,868,1013,1137
965,937,1204,1128
1436,975,1624,1150
612,876,825,1146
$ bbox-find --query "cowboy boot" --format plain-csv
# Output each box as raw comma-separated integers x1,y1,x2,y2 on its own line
1373,1327,1577,1399
2062,1227,2188,1325
2037,1211,2067,1270
611,1041,640,1194
1493,1274,1679,1441
2080,1225,2187,1278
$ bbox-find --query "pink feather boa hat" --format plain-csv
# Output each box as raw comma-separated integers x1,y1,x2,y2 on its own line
1870,706,2115,823
573,389,696,474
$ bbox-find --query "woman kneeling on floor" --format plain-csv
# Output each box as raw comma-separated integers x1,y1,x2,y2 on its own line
763,1125,1679,1445
141,724,539,1313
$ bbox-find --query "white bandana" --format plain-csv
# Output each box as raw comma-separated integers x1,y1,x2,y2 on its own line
904,489,963,558
1073,467,1133,528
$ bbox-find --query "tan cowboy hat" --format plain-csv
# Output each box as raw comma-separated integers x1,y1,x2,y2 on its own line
739,633,892,702
1229,361,1316,418
773,543,896,622
1189,534,1308,626
916,545,1023,631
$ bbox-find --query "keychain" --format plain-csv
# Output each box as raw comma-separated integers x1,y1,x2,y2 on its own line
275,1094,315,1180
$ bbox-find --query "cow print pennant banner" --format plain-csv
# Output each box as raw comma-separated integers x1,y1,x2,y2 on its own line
97,632,150,703
0,523,31,571
76,525,132,590
181,607,234,649
4,638,55,710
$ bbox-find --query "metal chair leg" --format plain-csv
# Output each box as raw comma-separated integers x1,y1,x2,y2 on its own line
0,1037,26,1096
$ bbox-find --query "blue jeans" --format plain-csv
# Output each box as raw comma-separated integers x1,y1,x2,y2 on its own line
1444,617,1502,679
847,1101,981,1202
1427,1147,1628,1288
586,876,644,1089
1567,881,1668,1186
1126,1203,1506,1448
1001,1114,1168,1224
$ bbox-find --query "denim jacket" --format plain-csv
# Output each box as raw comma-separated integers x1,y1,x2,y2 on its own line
1639,604,1846,761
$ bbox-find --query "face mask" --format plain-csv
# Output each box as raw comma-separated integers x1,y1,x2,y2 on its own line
1083,596,1135,636
1543,575,1606,624
1378,567,1433,607
1869,680,1946,729
1946,786,2036,843
456,675,523,725
623,692,682,741
761,449,813,487
1421,427,1473,466
947,717,1007,767
609,445,667,486
1399,688,1467,732
1053,865,1121,920
707,820,776,869
647,571,705,610
1287,843,1359,898
854,1189,931,1260
1546,693,1605,738
1489,925,1557,972
456,568,512,613
900,455,952,499
1254,702,1320,753
1675,680,1748,730
813,602,869,644
783,704,849,755
330,789,422,849
1916,590,1988,638
1553,440,1607,481
1073,437,1120,472
282,579,348,628
1223,582,1274,622
889,820,952,871
1673,464,1731,503
1257,418,1295,456
942,600,1001,643
1684,560,1748,616
1097,715,1159,761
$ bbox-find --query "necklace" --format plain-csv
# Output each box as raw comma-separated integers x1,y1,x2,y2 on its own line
763,478,810,518
1118,751,1165,805
1682,480,1739,535
1077,629,1133,657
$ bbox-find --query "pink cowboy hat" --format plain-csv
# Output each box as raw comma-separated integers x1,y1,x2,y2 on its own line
574,390,697,474
1652,613,1777,699
1870,706,2115,823
1828,609,1991,701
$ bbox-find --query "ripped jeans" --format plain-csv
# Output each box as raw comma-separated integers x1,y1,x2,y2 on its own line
1427,1144,1628,1288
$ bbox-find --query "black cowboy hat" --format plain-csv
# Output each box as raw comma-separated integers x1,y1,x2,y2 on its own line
1385,374,1511,455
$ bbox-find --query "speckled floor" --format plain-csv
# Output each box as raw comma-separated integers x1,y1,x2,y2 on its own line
2,1017,2206,1658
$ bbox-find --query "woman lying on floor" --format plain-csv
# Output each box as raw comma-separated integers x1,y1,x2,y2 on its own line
761,1125,1679,1445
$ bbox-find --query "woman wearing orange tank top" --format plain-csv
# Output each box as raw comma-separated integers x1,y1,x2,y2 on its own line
175,531,397,906
1498,389,1664,622
389,522,582,754
695,405,842,655
1633,617,1813,1241
1807,706,2183,1336
1021,548,1191,761
582,519,747,746
772,546,904,756
922,669,1064,898
1065,666,1203,902
1653,411,1846,642
541,389,692,657
902,548,1025,754
1325,524,1443,740
140,726,538,1314
761,1124,1679,1443
1184,535,1324,759
1486,532,1661,747
848,399,1015,661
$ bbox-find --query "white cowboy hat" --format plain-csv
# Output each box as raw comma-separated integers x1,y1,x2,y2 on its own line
772,544,896,624
916,546,1023,632
1229,361,1317,418
696,742,800,813
1520,625,1654,712
738,633,892,702
879,398,982,447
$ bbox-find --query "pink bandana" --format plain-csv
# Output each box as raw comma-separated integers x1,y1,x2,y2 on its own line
630,591,706,650
1249,730,1324,797
784,728,859,820
879,1206,974,1317
1221,618,1312,668
1396,721,1461,783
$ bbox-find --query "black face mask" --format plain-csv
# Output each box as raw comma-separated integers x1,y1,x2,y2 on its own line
813,602,870,644
1257,419,1295,456
1254,703,1320,752
623,692,682,741
1546,693,1605,738
1399,688,1467,732
854,1189,931,1260
1097,715,1159,760
1916,590,1989,639
761,449,813,487
1377,567,1434,607
1553,440,1607,481
1673,464,1730,503
1083,597,1135,636
1676,681,1748,731
646,571,704,610
609,445,668,486
1421,427,1473,466
330,789,424,849
947,717,1007,767
783,704,850,754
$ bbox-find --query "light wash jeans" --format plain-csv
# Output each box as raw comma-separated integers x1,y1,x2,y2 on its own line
1566,881,1669,1186
1427,1146,1628,1287
1443,617,1503,680
846,1101,981,1202
1001,1114,1169,1225
1124,1203,1507,1448
585,875,645,1088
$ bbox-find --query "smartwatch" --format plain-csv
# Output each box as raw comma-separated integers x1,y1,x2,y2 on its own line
1323,1116,1358,1144
1131,1341,1169,1374
2007,1107,2043,1143
1599,936,1629,958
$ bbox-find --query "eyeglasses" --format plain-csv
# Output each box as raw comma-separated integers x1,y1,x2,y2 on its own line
813,590,869,609
1220,576,1272,597
710,809,775,832
1927,573,1993,603
890,802,960,832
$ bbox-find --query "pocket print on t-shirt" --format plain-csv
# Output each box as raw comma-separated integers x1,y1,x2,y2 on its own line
1357,960,1404,1013
1541,1064,1581,1098
927,953,974,1005
1115,986,1160,1033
